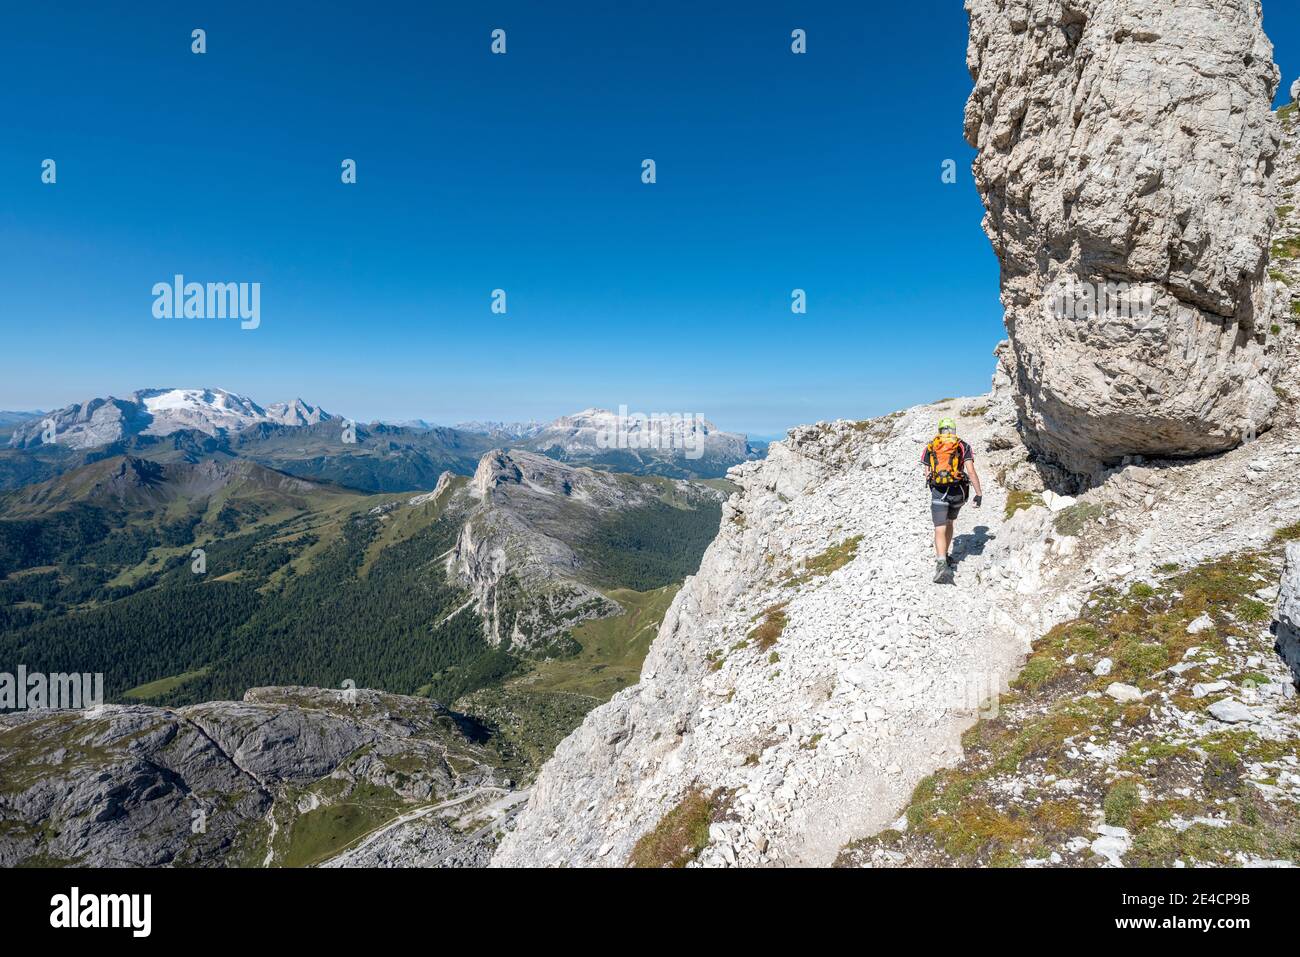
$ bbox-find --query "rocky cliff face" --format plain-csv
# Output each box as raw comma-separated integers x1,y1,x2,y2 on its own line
965,0,1282,475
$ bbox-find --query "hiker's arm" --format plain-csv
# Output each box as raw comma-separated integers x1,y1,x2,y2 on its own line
967,459,983,498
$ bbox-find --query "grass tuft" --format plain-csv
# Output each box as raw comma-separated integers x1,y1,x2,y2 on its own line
1273,235,1300,260
748,602,789,651
784,536,862,586
1103,780,1141,827
628,787,733,868
1274,521,1300,542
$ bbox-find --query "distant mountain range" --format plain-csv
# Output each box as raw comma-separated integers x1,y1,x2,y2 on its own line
2,388,761,488
0,411,45,446
0,411,43,426
526,408,752,478
452,420,546,438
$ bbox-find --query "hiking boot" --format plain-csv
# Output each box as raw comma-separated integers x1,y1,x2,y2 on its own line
946,555,956,568
933,559,948,583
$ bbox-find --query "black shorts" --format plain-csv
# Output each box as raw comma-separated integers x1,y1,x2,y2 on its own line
930,483,968,526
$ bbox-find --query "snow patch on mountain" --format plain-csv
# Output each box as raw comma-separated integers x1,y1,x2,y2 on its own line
140,388,267,435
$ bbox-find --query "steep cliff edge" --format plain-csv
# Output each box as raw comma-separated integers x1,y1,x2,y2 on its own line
966,0,1282,475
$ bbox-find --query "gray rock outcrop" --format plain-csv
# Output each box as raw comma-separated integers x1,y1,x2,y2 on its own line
965,0,1282,475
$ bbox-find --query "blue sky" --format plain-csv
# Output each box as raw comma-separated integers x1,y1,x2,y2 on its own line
3,2,1299,438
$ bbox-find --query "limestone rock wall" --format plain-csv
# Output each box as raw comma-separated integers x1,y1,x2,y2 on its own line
965,0,1282,474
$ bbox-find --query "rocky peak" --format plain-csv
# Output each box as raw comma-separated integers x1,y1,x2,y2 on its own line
472,449,525,499
265,397,331,427
409,470,456,506
449,448,724,650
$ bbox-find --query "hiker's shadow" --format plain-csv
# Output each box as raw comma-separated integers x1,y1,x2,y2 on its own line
951,525,993,567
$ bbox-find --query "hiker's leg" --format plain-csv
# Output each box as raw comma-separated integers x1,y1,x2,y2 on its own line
930,497,947,557
944,520,956,556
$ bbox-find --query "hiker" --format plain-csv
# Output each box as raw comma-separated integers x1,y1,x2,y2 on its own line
921,418,982,582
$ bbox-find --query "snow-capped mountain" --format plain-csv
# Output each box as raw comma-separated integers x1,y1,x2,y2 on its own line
7,388,332,450
138,388,269,434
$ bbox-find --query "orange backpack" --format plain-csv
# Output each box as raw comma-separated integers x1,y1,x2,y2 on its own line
926,434,966,486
